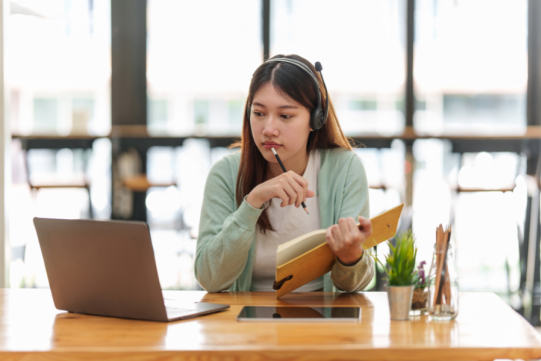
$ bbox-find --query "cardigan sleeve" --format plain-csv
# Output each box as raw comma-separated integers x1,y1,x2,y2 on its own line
331,254,374,292
194,157,263,293
330,152,374,292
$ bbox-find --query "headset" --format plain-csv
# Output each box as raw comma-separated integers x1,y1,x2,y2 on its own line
248,58,330,131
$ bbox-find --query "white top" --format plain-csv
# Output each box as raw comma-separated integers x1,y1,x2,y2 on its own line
251,149,322,292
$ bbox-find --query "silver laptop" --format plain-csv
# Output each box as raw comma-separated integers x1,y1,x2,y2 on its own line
33,218,229,322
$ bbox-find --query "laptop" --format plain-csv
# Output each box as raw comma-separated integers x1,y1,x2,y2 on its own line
33,218,229,322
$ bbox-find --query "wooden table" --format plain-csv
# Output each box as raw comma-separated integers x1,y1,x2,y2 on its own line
0,289,540,360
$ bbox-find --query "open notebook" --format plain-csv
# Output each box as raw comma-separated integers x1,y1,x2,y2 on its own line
274,204,404,298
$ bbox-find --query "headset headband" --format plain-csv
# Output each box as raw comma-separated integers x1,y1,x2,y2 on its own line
262,58,329,130
265,58,321,85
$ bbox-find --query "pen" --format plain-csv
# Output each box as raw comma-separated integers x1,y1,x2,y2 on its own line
271,147,309,215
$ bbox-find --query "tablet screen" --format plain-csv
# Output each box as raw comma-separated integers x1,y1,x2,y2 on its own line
236,306,361,322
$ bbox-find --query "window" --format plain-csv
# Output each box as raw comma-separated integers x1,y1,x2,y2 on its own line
271,0,406,135
147,0,262,135
414,0,527,134
7,0,111,135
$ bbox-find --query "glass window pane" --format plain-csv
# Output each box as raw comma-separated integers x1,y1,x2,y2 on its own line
271,0,406,135
414,0,527,134
147,0,262,136
7,0,111,136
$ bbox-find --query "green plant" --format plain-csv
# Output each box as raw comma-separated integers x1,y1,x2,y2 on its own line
372,231,418,286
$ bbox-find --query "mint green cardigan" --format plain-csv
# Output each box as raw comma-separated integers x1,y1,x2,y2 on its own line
195,147,374,293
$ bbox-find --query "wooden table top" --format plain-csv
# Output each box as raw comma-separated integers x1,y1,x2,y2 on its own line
0,289,539,360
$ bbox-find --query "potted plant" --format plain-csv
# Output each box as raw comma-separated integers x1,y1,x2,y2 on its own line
411,261,428,315
373,231,418,321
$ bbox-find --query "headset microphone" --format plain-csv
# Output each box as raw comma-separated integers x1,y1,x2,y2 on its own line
314,62,329,131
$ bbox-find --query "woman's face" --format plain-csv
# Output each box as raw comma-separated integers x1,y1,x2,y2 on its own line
250,83,312,165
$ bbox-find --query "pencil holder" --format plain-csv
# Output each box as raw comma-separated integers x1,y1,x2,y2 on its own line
427,243,459,321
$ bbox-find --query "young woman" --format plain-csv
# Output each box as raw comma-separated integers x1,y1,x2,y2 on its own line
195,54,374,293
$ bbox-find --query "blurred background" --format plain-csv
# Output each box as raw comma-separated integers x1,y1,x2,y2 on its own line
3,0,541,325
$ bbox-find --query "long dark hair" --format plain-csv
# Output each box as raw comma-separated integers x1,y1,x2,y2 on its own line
231,54,352,233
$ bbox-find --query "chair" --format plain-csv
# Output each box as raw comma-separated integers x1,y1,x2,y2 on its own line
22,138,95,219
113,148,176,221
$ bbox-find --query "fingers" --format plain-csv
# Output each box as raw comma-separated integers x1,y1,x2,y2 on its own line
279,182,296,207
331,223,342,244
346,217,358,234
326,226,336,249
276,188,290,208
327,222,361,263
339,218,363,249
339,218,361,248
290,171,309,203
326,218,368,264
338,218,350,240
285,174,305,207
286,171,310,204
347,217,366,252
269,171,315,208
358,216,373,237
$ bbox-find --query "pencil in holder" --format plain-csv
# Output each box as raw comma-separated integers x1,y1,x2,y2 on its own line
427,225,459,321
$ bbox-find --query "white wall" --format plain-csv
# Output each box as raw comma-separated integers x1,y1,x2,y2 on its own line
0,0,9,288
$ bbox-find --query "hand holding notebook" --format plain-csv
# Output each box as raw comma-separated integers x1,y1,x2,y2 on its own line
326,216,373,265
274,204,404,298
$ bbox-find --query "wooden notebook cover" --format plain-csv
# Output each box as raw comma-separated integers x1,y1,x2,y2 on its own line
275,203,404,298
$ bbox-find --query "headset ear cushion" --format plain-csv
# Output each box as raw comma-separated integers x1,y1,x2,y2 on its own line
310,109,318,130
311,109,324,130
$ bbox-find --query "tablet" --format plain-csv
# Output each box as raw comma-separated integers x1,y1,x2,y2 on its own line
236,306,361,322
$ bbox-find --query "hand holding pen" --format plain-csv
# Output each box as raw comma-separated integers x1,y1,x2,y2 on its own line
245,148,314,212
271,148,310,214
